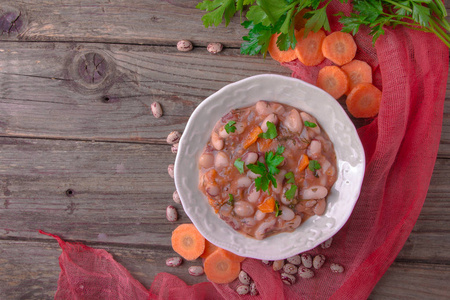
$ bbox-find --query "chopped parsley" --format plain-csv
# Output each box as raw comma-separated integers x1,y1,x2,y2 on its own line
258,121,277,139
275,200,282,217
308,160,321,177
304,121,317,128
234,157,245,174
224,120,236,134
285,184,298,200
285,172,295,184
228,194,234,206
247,146,285,192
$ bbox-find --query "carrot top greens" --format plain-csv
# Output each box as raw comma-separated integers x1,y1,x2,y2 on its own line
196,0,450,56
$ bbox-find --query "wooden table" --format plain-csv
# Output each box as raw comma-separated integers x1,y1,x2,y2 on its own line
0,1,448,299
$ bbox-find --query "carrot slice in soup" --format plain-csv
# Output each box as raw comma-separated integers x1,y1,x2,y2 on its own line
294,29,326,66
268,34,297,63
341,60,373,95
298,154,310,172
316,66,349,99
200,239,219,259
204,249,241,284
243,126,263,149
171,224,206,261
257,197,275,213
322,31,357,66
346,83,382,118
257,138,273,152
217,248,246,263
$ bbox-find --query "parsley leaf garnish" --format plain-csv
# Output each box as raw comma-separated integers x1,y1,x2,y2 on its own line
228,194,234,206
247,146,284,192
285,184,297,200
275,200,282,217
308,159,321,177
265,146,285,175
234,157,245,174
258,121,277,139
304,121,317,128
285,172,295,184
225,120,237,134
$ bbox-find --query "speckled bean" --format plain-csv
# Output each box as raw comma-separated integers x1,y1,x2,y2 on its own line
177,40,193,52
298,266,314,279
273,259,285,271
236,284,249,295
168,164,174,178
281,273,296,285
166,257,182,267
207,42,223,54
314,198,326,215
214,151,229,169
302,186,328,200
173,190,181,204
238,270,251,285
284,109,303,133
198,153,214,169
166,131,181,144
286,255,301,266
330,263,344,273
283,263,298,275
166,205,178,222
188,266,204,276
301,254,313,268
321,237,333,249
171,143,178,154
313,254,326,269
250,282,258,296
151,101,163,118
234,201,255,217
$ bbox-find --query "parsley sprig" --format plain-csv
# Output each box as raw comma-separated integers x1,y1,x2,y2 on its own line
247,145,285,192
196,0,450,56
259,121,277,139
225,120,236,134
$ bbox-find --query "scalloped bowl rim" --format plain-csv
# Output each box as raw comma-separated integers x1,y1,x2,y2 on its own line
174,74,365,260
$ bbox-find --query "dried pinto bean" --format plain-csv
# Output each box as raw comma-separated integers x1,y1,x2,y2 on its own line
301,254,313,268
330,263,344,273
321,237,333,249
250,282,258,296
151,102,163,118
287,255,301,266
173,190,181,204
166,256,182,267
313,254,326,269
167,131,181,144
177,40,193,52
168,164,175,178
283,263,298,275
272,259,285,271
281,273,296,285
188,266,204,276
166,205,178,222
238,270,251,285
298,266,314,279
236,285,249,295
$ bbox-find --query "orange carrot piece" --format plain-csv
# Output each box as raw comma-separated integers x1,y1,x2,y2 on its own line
322,31,357,66
204,249,241,284
268,33,297,63
257,197,275,213
346,83,382,118
294,8,311,30
257,137,273,152
316,66,349,99
341,60,373,95
243,126,263,149
217,248,246,263
294,28,326,66
171,224,206,261
200,240,219,259
204,169,218,184
298,154,310,172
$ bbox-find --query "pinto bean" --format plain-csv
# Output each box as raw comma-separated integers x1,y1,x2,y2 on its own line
247,170,259,179
301,254,313,268
280,206,295,221
235,122,245,134
211,132,224,150
236,176,252,188
242,152,258,165
314,198,326,215
300,112,321,137
273,259,285,271
255,101,274,115
254,210,266,221
214,151,229,169
234,201,255,217
218,126,230,139
261,113,278,132
284,109,303,133
205,184,220,197
254,216,276,240
301,186,328,200
198,153,214,168
281,183,297,205
284,215,302,231
308,140,322,158
239,270,251,285
247,184,261,203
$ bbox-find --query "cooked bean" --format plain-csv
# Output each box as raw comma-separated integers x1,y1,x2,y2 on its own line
219,203,233,216
234,201,255,217
301,254,313,268
254,210,266,221
261,113,278,132
314,198,326,215
205,184,220,197
272,259,285,271
281,183,297,205
284,215,302,230
241,217,256,227
247,184,261,203
280,206,295,221
305,200,317,208
247,170,259,179
284,109,303,133
242,152,258,165
308,140,322,158
234,122,245,134
300,112,321,137
255,101,274,115
237,176,252,188
211,132,224,150
198,153,214,168
218,126,230,139
301,186,328,200
273,170,287,195
214,151,229,169
254,217,276,240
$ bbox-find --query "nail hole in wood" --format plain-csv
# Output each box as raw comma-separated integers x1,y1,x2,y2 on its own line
65,189,74,197
102,96,110,103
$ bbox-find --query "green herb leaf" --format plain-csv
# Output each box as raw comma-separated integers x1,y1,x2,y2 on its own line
241,20,272,56
265,148,285,175
247,161,266,175
304,5,330,34
276,145,285,155
309,159,321,177
259,121,277,139
225,120,237,133
285,171,296,184
234,157,245,174
228,193,234,206
304,121,317,128
275,200,282,217
196,0,238,27
285,184,298,200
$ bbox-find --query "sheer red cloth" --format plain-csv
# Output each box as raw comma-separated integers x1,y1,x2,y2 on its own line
41,2,448,299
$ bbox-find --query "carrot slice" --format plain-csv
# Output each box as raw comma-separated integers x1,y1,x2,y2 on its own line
294,8,311,30
200,240,219,259
204,169,218,184
294,29,326,66
298,154,310,172
322,31,357,66
346,83,382,118
268,33,297,63
257,197,275,213
243,126,263,149
316,66,349,99
341,60,373,95
257,137,273,152
171,224,206,261
204,249,241,284
217,248,246,263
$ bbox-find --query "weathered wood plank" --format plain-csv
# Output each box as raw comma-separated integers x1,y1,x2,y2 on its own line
0,0,247,46
0,42,290,142
0,137,448,263
0,240,449,300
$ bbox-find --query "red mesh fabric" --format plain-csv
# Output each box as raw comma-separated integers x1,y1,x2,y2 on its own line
42,1,448,299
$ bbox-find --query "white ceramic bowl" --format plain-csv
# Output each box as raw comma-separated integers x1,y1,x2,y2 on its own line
174,74,365,260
